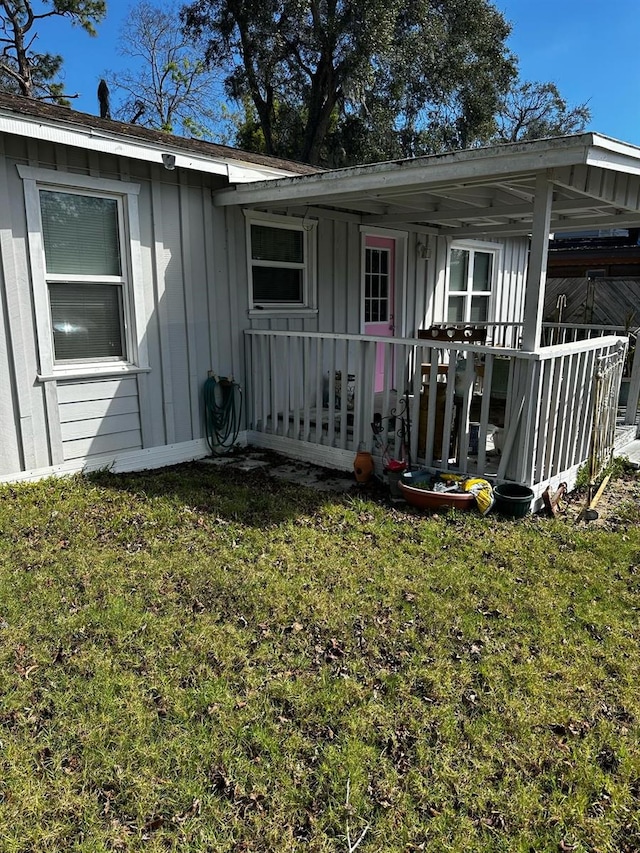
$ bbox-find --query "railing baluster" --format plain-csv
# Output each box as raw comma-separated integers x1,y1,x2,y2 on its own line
520,360,542,486
380,340,393,425
268,335,278,435
302,336,312,442
391,341,403,458
407,353,422,469
545,355,565,477
243,329,628,492
534,359,553,483
440,347,457,472
557,349,581,471
567,350,588,467
290,335,300,440
337,339,349,449
327,337,336,446
456,352,476,474
313,337,323,445
353,339,365,450
420,347,438,466
476,353,493,474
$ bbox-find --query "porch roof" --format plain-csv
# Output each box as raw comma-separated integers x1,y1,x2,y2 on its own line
213,133,640,238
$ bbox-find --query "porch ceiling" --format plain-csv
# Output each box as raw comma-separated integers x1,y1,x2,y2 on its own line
213,133,640,238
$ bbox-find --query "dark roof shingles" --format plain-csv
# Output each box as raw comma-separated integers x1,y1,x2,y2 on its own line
0,91,318,176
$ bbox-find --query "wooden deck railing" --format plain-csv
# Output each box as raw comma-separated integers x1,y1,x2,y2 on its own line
244,330,627,494
456,321,639,423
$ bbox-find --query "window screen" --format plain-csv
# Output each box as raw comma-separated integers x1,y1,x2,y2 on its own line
40,189,127,363
49,283,124,361
251,224,303,264
472,252,492,291
252,267,303,303
447,246,494,324
250,222,307,305
41,191,121,276
449,249,468,291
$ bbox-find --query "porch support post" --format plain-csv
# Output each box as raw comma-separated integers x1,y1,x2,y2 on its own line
625,338,640,425
521,172,554,352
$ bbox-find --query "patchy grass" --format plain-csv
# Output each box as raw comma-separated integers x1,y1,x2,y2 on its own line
0,461,639,852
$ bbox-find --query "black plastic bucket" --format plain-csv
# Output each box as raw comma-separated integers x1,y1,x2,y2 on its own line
494,483,534,518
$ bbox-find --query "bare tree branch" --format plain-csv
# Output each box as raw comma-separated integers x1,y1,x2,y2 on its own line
107,1,223,137
0,0,105,101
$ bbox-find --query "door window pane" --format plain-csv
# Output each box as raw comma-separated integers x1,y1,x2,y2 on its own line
365,248,390,324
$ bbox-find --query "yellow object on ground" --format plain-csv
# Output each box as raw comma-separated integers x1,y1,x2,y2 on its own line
463,478,495,515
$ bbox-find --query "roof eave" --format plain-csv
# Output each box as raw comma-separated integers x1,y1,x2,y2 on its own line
0,108,304,181
213,133,640,209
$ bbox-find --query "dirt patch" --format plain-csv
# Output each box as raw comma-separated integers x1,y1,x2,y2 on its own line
560,469,640,531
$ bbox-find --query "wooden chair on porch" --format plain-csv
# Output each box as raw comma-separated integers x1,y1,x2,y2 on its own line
417,326,488,460
418,325,487,345
418,325,487,380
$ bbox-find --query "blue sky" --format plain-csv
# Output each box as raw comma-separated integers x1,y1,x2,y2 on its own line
496,0,640,144
37,0,640,146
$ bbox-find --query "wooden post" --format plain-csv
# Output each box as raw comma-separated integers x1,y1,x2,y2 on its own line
625,334,640,425
521,172,554,352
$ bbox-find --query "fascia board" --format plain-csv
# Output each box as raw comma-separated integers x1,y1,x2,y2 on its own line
226,162,303,182
216,135,640,208
213,138,600,208
0,112,297,181
585,147,640,177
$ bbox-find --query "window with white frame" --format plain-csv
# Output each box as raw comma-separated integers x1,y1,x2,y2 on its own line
447,244,497,324
18,166,143,378
245,212,316,311
40,189,128,363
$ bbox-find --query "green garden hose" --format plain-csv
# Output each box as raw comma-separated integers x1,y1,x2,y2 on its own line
203,375,243,454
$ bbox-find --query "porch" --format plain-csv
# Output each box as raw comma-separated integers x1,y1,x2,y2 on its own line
216,134,640,500
244,324,633,499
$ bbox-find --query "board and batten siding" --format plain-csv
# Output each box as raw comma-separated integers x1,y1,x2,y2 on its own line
238,206,530,339
0,126,533,481
0,134,52,475
427,235,530,333
234,208,529,421
493,238,529,331
0,132,244,480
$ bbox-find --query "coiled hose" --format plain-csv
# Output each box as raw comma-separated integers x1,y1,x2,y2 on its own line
203,375,243,455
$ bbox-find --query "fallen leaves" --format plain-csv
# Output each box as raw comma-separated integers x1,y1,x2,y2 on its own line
1,461,639,851
209,767,267,818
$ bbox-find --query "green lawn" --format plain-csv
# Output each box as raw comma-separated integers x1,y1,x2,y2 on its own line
0,461,638,852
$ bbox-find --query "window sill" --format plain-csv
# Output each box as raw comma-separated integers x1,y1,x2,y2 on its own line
37,365,152,383
249,308,318,319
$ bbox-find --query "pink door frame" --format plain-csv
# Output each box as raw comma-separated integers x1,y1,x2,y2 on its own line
364,235,396,392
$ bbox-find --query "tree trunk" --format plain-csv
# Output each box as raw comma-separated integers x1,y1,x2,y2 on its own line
300,53,338,164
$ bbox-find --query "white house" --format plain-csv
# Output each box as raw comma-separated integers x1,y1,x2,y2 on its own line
1,91,639,497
